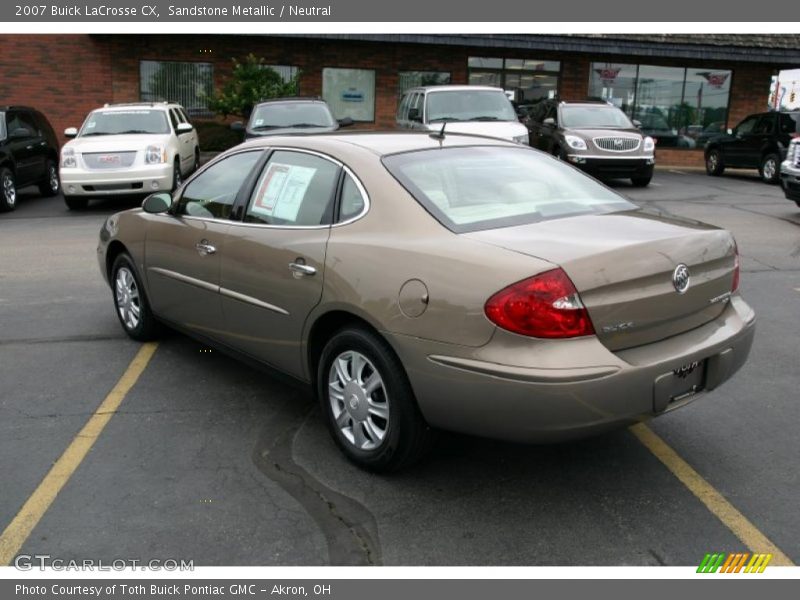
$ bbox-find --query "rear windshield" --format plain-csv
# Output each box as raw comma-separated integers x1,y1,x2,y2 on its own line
383,146,635,233
80,110,170,136
561,106,634,129
250,103,336,129
426,90,517,123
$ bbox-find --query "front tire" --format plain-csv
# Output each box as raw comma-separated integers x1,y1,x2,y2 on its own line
38,159,60,197
0,167,17,212
171,159,183,191
64,195,88,210
759,153,780,184
318,327,434,472
705,148,725,176
631,174,652,187
111,253,160,341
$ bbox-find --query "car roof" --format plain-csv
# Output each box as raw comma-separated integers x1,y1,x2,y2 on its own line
255,97,326,105
93,102,182,112
406,85,504,93
234,131,516,157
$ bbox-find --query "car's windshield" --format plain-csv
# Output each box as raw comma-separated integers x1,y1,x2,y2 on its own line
383,146,636,233
426,90,517,123
79,110,170,136
560,106,634,129
250,103,336,129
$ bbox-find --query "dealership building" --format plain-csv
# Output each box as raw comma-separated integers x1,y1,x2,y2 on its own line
2,33,799,166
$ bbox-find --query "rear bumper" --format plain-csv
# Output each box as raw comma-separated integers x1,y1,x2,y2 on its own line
780,162,800,201
386,295,755,443
566,155,655,180
60,164,173,197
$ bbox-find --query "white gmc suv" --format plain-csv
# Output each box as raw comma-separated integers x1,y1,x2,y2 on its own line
60,102,200,210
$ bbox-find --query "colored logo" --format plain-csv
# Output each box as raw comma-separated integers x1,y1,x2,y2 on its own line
697,552,772,573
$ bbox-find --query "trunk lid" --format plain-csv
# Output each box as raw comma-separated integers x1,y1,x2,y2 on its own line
465,210,737,351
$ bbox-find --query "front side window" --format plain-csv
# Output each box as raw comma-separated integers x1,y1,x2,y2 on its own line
246,151,340,226
179,151,262,219
80,110,169,136
384,146,634,233
735,116,758,136
249,103,335,130
0,112,6,140
425,90,517,123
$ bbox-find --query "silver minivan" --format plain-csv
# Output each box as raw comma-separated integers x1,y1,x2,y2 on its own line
396,85,529,144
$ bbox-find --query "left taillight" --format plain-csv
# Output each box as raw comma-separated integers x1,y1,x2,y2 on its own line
484,268,595,339
732,241,740,293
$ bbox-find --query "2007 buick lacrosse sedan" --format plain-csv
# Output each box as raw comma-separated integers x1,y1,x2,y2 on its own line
98,132,755,471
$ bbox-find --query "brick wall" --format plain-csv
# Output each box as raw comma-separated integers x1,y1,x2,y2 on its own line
0,35,780,168
0,35,112,143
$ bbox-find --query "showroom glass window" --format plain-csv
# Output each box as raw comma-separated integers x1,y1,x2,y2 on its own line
398,71,451,95
322,68,376,122
588,62,732,149
468,57,560,103
140,60,214,118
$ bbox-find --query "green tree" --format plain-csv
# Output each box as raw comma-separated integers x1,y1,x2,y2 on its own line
207,54,299,118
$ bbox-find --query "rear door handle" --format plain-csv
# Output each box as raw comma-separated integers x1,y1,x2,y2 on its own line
289,262,316,277
195,240,216,256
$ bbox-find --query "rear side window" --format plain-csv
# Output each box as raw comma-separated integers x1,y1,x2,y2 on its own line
338,172,367,222
780,113,800,134
383,146,635,233
245,151,340,226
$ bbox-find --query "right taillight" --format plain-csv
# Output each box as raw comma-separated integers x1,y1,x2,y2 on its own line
484,268,595,339
732,241,740,293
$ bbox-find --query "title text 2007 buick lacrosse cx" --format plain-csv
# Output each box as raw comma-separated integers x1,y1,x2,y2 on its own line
97,132,755,471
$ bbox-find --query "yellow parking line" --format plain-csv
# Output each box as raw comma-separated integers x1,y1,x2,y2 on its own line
0,343,158,565
630,423,794,566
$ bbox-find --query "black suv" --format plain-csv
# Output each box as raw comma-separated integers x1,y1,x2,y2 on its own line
231,98,353,139
704,111,800,184
0,106,61,212
522,99,655,186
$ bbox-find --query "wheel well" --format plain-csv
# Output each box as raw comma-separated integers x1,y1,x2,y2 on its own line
306,310,384,384
0,159,15,175
105,240,128,281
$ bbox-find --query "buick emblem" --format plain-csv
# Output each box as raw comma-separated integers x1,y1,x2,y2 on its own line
614,139,623,148
672,264,690,294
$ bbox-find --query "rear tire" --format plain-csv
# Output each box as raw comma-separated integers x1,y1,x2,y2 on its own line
38,159,60,197
705,148,725,176
318,326,435,472
0,167,17,212
110,253,160,341
759,153,780,184
64,195,88,210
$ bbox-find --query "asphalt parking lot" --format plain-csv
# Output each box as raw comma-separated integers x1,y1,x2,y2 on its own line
0,168,798,566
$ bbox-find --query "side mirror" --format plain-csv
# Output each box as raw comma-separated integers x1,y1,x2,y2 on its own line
230,121,245,132
633,119,642,128
142,192,173,214
408,107,421,122
338,117,354,127
176,122,193,133
543,117,555,126
9,128,30,139
64,127,78,138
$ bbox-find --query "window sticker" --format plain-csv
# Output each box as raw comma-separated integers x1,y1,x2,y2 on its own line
254,118,265,126
251,162,317,222
86,121,96,128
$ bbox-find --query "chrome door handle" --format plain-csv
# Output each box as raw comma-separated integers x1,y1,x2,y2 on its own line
289,262,316,277
195,240,216,256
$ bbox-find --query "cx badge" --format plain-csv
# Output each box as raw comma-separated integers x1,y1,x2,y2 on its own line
673,264,690,294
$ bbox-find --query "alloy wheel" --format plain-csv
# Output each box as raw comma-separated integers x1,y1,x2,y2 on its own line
328,350,390,451
48,164,59,193
115,267,141,331
2,173,16,208
762,157,777,181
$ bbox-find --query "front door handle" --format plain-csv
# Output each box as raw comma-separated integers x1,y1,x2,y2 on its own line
195,240,216,256
289,261,316,277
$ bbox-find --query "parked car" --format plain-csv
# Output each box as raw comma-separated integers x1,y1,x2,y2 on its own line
779,138,800,207
0,106,60,212
704,111,800,184
98,132,754,471
523,99,655,186
396,85,529,144
230,98,353,139
60,102,200,210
